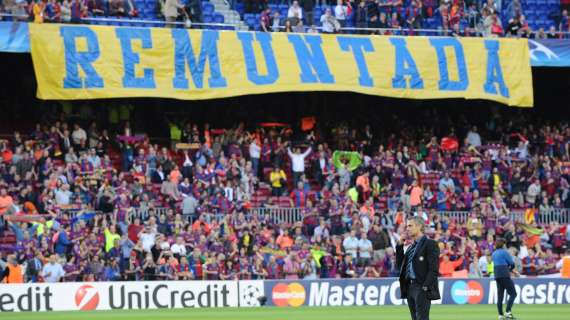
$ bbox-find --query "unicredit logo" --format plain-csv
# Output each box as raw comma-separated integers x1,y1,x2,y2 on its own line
272,283,306,307
75,285,100,311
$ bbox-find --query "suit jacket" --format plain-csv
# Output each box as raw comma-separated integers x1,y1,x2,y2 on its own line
396,236,441,300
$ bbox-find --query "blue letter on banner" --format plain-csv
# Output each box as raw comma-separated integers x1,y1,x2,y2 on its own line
483,40,509,98
287,34,335,84
60,26,103,89
236,32,279,85
337,37,374,87
389,38,423,89
428,38,469,91
115,28,156,89
171,29,227,89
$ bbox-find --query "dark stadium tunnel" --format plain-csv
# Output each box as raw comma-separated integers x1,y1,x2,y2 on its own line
0,52,569,139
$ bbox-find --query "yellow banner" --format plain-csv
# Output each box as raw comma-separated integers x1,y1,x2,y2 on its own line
29,24,533,107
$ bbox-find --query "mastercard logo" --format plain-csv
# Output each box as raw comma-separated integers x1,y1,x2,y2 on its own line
272,283,306,307
451,280,484,304
75,284,100,311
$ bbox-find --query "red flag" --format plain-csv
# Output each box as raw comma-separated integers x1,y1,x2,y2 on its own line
441,137,459,151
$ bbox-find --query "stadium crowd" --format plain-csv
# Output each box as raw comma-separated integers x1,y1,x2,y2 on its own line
1,0,570,37
0,108,570,284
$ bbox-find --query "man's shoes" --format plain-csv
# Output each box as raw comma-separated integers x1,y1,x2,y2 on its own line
505,312,516,319
498,316,505,320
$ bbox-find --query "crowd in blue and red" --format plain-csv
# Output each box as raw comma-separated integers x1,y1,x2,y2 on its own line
0,107,569,283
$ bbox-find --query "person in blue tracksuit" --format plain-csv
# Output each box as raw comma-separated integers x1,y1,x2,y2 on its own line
492,238,519,320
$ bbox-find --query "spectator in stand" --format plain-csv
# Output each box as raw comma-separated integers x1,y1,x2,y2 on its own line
321,8,341,33
547,26,559,38
535,27,547,39
0,254,23,283
270,11,283,32
288,143,311,187
300,0,315,26
293,19,305,32
406,0,423,30
377,11,389,31
290,181,309,207
490,12,504,37
260,7,271,32
560,10,569,33
163,0,184,27
334,0,348,29
41,254,65,283
249,138,261,178
355,0,368,33
270,165,287,196
32,0,47,23
505,15,523,37
59,0,71,22
283,20,293,32
86,0,105,16
45,0,61,22
358,232,373,266
481,8,493,37
390,11,401,30
466,126,482,148
440,254,464,277
287,1,303,26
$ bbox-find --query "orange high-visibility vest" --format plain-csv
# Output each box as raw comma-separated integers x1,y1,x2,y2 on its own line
4,264,24,283
561,256,570,278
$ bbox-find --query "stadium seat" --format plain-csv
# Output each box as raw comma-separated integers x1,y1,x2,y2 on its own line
235,3,245,17
313,8,323,20
203,13,214,23
244,13,256,29
213,13,225,23
203,2,215,15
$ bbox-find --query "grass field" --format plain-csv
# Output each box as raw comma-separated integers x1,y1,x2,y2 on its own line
5,304,570,320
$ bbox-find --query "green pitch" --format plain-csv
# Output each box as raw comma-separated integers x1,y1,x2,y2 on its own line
5,304,570,320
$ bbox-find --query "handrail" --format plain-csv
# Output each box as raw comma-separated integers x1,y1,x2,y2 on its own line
81,17,240,28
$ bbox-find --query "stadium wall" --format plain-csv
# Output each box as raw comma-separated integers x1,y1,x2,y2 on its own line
1,278,569,312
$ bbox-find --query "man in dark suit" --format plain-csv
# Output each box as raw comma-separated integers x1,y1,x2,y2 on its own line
396,216,440,320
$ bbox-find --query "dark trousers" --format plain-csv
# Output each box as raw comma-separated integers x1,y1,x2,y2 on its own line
496,277,517,316
292,171,303,188
407,282,431,320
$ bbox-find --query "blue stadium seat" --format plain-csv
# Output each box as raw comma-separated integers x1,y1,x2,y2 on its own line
235,3,245,16
280,8,288,17
536,0,546,5
244,13,256,29
313,8,323,19
203,13,213,23
213,13,225,23
135,0,145,10
203,2,215,15
268,4,278,11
